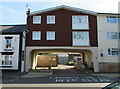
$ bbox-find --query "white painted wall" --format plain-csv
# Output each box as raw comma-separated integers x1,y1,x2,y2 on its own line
97,15,119,63
73,39,89,46
0,35,20,70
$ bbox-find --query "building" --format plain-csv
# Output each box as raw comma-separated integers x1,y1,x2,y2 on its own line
0,25,28,72
97,13,119,72
25,5,99,72
25,5,119,72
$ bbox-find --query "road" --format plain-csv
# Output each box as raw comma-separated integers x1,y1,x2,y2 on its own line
2,65,120,88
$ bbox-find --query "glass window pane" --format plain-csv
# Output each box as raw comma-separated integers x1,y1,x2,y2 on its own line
107,17,109,23
119,33,120,39
47,31,55,40
107,17,117,23
5,56,9,65
72,16,88,24
110,17,117,23
109,48,119,56
2,60,4,65
118,17,120,23
119,49,120,55
47,16,55,24
2,55,12,66
73,32,89,40
111,32,118,39
5,61,9,65
107,32,118,39
32,31,41,40
10,61,12,65
108,48,111,55
84,32,89,39
112,51,118,55
6,39,11,48
33,16,41,24
107,32,111,39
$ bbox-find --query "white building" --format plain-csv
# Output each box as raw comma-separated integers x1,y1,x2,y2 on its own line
97,13,119,72
0,25,28,72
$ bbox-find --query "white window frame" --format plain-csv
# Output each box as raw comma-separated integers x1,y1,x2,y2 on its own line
107,32,118,39
108,48,120,56
32,31,41,40
106,16,118,23
46,31,55,40
47,15,55,24
2,55,12,66
33,16,41,24
72,15,89,30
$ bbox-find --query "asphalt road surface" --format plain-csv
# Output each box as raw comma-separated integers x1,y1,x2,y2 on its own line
2,68,119,84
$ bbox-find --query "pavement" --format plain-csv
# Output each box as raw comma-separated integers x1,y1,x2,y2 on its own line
2,83,110,89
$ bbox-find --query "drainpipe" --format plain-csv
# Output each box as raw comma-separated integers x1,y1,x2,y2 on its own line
100,49,104,73
23,9,30,72
26,8,30,30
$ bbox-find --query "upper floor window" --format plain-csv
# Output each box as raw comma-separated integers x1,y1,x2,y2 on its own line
72,31,89,46
47,15,55,24
33,16,41,24
73,32,89,40
108,48,120,56
72,15,89,29
47,31,55,40
6,39,12,49
107,16,118,23
107,32,118,39
118,32,120,39
32,31,41,40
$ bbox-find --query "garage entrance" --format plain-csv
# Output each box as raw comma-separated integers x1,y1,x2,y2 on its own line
31,49,93,72
25,47,99,72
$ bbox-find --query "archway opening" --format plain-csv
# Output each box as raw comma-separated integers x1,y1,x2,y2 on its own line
31,49,93,72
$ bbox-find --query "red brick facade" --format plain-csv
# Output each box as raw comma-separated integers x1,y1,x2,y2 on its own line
26,9,98,47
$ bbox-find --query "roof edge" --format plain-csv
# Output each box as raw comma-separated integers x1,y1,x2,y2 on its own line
30,5,120,16
30,5,98,16
98,13,119,15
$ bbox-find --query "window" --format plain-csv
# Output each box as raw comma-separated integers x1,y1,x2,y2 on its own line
6,39,12,49
72,31,89,46
47,15,55,24
73,32,89,40
107,32,118,39
32,31,41,40
72,16,88,23
118,17,120,23
107,16,118,23
33,16,41,24
108,48,120,56
2,55,12,66
72,15,89,29
119,33,120,39
47,31,55,40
